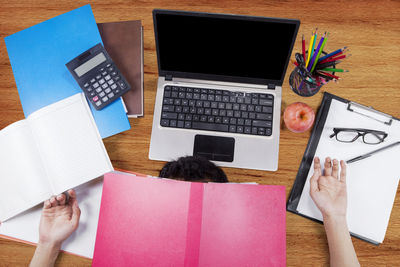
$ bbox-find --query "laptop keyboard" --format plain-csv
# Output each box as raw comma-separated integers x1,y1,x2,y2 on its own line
160,86,274,136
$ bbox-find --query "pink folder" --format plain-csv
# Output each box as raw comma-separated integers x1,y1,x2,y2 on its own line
92,172,286,267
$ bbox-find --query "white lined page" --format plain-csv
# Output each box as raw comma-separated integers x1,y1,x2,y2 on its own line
0,120,51,222
27,93,113,194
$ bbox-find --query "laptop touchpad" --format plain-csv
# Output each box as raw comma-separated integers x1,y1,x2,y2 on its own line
193,135,235,162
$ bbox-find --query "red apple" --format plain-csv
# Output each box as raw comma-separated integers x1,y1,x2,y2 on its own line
283,102,315,133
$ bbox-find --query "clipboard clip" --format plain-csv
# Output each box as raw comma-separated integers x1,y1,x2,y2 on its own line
347,102,393,126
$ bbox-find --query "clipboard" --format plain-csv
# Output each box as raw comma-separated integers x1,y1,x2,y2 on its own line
287,92,400,245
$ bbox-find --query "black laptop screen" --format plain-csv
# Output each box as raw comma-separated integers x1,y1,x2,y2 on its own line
154,11,299,85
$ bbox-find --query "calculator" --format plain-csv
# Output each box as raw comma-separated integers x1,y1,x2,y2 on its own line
66,43,131,110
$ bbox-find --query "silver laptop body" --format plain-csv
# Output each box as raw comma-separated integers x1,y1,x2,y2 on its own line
149,10,300,171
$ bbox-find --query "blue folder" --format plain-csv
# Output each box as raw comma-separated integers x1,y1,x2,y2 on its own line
4,5,130,138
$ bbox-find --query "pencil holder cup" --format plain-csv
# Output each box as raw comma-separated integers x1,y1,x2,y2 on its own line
289,67,322,97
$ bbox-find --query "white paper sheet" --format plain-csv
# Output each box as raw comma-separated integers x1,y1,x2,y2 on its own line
28,93,113,194
296,99,400,244
0,177,104,259
0,121,51,221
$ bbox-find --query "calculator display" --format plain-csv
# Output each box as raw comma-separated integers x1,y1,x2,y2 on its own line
74,52,107,77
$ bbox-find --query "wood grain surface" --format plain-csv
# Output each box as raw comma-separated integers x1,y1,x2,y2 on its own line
0,0,399,266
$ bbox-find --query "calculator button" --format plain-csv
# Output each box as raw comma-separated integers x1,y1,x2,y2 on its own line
105,88,111,94
95,101,102,107
90,78,96,83
114,76,121,81
106,63,111,68
111,71,117,76
108,92,114,98
102,71,107,76
108,67,114,72
115,89,120,94
101,83,108,89
93,96,99,102
96,88,102,93
96,75,101,80
99,79,105,85
111,84,117,90
102,96,109,102
83,82,89,88
87,87,93,92
107,80,114,85
90,91,96,97
105,75,111,81
118,81,127,89
100,67,105,72
93,82,99,88
99,92,106,97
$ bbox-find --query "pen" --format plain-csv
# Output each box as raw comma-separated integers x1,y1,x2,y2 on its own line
346,141,400,164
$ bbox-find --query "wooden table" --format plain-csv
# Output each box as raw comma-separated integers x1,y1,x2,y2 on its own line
0,0,399,266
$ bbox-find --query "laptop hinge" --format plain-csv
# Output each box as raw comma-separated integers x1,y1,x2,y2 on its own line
268,83,276,89
165,74,173,81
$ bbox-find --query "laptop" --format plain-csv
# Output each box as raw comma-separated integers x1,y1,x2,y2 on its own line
149,10,300,171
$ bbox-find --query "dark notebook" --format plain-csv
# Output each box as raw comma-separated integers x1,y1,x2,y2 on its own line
98,20,144,117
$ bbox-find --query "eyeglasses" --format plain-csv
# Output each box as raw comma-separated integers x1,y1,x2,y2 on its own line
329,128,388,144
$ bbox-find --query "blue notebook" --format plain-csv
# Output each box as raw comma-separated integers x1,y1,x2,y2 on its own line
4,5,130,138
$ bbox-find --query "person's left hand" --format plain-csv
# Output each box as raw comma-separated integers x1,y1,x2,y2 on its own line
38,189,81,247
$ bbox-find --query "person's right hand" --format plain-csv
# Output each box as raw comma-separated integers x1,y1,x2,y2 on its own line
39,189,81,247
309,157,347,220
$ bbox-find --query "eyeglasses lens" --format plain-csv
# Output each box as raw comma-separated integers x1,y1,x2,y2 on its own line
363,132,383,144
336,130,359,142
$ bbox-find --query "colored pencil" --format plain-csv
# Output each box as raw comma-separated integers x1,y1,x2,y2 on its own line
308,29,318,67
310,32,328,72
308,32,325,71
319,54,351,64
319,68,349,72
305,30,315,68
315,60,342,70
302,35,306,62
318,46,347,62
317,71,340,80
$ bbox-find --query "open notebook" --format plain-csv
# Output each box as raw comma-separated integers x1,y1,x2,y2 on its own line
0,93,113,222
288,93,400,244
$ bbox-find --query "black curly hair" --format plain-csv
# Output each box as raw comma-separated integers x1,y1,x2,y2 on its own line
159,156,228,183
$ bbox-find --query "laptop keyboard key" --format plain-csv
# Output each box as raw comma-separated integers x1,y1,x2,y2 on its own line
256,113,272,120
161,112,178,119
252,120,272,127
161,119,169,127
184,121,192,128
259,99,273,106
262,106,273,113
192,122,229,132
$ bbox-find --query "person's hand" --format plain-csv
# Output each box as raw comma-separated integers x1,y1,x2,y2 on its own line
310,157,347,220
39,189,81,247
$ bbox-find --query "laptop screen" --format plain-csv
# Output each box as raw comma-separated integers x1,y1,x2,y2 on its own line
154,10,299,86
